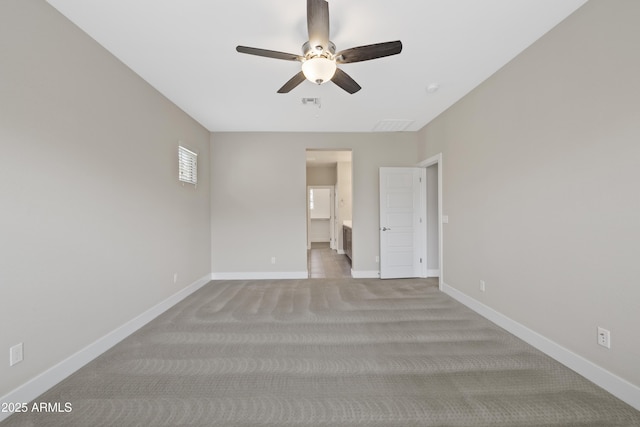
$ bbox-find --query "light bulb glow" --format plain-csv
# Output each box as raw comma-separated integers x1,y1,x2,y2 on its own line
302,57,337,85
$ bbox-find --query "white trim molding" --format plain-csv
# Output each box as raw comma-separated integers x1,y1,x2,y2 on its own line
0,274,212,423
351,270,380,279
442,282,640,411
416,153,443,288
427,269,440,277
211,271,308,280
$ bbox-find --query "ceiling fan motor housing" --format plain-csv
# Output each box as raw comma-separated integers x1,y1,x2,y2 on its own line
303,40,336,58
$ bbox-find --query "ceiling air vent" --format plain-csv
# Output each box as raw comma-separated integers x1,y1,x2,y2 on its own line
301,98,321,108
372,120,414,132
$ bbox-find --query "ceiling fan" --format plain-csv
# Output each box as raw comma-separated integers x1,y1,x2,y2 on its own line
236,0,402,94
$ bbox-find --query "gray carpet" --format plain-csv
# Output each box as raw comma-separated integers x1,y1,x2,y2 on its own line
4,278,640,426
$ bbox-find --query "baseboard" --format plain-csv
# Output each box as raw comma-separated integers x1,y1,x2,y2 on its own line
337,249,345,255
427,269,440,277
211,271,308,280
351,270,380,279
0,274,212,423
441,282,640,411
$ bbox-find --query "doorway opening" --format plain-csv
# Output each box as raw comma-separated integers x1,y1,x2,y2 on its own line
306,149,352,278
308,186,334,248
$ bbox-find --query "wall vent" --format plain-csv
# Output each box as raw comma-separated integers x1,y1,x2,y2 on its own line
178,144,197,186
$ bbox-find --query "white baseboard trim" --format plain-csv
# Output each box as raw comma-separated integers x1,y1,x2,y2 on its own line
337,249,345,255
0,274,212,423
427,269,440,277
441,282,640,411
211,271,308,280
351,270,380,279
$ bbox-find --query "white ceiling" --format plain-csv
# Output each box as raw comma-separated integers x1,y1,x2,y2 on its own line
46,0,587,133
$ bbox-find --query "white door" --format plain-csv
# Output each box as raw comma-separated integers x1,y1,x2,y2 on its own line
379,167,425,279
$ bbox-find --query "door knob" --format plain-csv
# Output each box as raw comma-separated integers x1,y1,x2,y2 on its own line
381,227,391,231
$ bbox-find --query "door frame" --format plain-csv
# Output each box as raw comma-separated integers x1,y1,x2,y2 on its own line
417,153,443,290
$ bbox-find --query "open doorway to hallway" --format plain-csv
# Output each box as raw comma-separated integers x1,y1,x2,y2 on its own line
307,242,352,278
306,149,352,278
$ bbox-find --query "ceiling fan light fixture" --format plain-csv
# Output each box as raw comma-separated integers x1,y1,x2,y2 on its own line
235,0,402,94
302,57,336,85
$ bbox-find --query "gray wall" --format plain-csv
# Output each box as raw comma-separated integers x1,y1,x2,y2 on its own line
417,0,640,387
306,166,336,186
0,0,211,396
211,132,417,276
426,164,439,272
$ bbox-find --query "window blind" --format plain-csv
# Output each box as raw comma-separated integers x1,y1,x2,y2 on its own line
178,145,197,185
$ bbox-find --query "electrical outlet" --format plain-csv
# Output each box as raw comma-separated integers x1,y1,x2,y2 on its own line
597,327,611,349
173,273,178,284
10,343,23,366
375,256,379,263
479,280,486,292
271,257,276,264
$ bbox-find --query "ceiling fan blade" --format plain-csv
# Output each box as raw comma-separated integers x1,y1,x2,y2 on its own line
236,46,303,62
277,71,307,93
307,0,330,51
331,68,361,94
336,41,403,64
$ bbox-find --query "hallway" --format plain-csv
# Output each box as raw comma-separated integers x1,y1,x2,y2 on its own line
307,242,352,278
